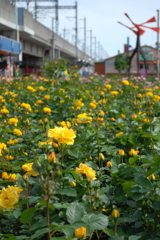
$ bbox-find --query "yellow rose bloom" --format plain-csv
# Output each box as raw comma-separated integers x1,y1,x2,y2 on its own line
112,209,120,219
22,162,38,176
43,107,52,115
77,113,92,123
36,100,43,104
9,173,17,182
8,118,18,126
75,227,87,239
148,174,156,180
115,132,124,137
118,150,125,156
44,95,51,100
2,172,10,180
27,86,36,92
89,102,97,109
70,181,76,187
105,84,112,90
5,155,14,161
128,149,139,156
47,152,56,163
143,119,150,123
110,91,119,97
20,103,32,112
13,129,22,137
121,114,126,119
48,126,76,145
0,143,7,156
64,70,68,76
0,186,23,209
0,108,9,115
99,152,105,160
74,100,84,108
106,161,112,168
59,121,71,128
75,163,96,181
131,114,137,119
122,80,129,85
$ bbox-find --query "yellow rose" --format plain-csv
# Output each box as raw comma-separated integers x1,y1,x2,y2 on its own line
22,162,38,176
75,163,96,181
2,172,10,180
8,118,18,126
75,227,87,239
148,174,156,180
118,150,125,156
106,161,112,168
77,113,92,123
0,186,23,209
43,107,52,115
128,149,139,156
13,129,22,136
70,181,76,187
48,126,76,145
47,152,56,163
99,153,105,160
112,209,120,219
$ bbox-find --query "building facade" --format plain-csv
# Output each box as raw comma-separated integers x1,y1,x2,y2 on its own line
105,45,158,76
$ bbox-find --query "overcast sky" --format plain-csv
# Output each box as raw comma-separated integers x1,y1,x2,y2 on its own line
16,0,160,59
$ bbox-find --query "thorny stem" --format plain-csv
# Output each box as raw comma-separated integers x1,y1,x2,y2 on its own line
46,175,51,240
114,219,118,236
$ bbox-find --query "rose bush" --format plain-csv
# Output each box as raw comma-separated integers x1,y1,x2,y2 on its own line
0,61,159,239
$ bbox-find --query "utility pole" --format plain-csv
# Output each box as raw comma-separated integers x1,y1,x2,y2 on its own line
15,0,58,21
94,36,96,61
97,41,100,60
51,17,55,60
75,1,78,62
157,9,159,78
34,0,37,20
84,17,86,60
63,28,66,39
90,29,92,58
55,0,58,34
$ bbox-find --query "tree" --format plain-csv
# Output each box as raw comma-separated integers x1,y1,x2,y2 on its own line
114,52,130,75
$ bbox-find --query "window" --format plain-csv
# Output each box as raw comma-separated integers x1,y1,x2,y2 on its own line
140,64,144,69
106,61,114,67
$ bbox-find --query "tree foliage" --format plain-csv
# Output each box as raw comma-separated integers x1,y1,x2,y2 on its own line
114,52,130,74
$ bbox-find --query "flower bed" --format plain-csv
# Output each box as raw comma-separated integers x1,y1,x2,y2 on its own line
0,62,160,240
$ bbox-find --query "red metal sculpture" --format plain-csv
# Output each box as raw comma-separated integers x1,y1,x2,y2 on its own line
118,13,160,76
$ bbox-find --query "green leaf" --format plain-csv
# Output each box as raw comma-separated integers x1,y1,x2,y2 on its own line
109,237,124,240
135,176,152,188
29,196,40,204
16,199,29,205
129,156,139,164
31,228,50,239
142,134,157,139
66,202,84,224
83,213,108,230
67,149,78,158
60,188,77,197
39,200,55,210
20,207,36,224
126,200,137,208
50,237,67,240
30,219,47,231
122,181,136,192
129,236,140,240
13,209,21,219
152,155,160,165
146,168,157,177
120,135,127,145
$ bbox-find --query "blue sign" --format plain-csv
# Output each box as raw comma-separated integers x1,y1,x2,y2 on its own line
0,35,21,55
